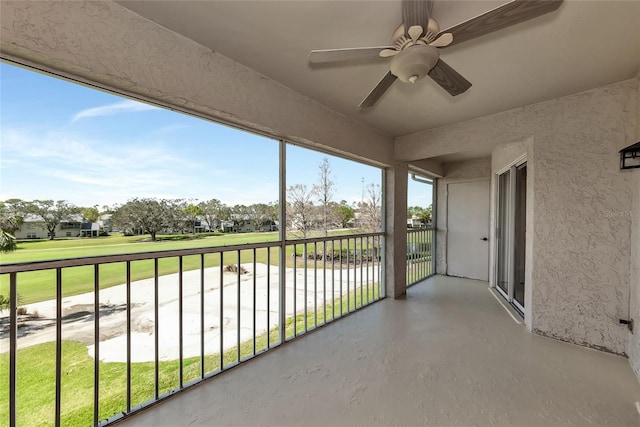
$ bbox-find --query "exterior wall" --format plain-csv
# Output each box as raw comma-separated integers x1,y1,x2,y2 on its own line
410,79,638,355
435,158,491,274
531,81,635,355
14,223,82,239
0,1,393,166
13,223,48,239
629,77,640,378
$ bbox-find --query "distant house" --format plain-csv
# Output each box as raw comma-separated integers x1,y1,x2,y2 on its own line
80,222,100,237
98,214,112,232
14,213,85,239
260,221,278,232
13,214,44,239
194,216,219,233
193,220,206,233
220,220,236,233
219,217,277,233
407,216,425,228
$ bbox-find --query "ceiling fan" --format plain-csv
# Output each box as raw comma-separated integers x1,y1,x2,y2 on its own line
309,0,563,108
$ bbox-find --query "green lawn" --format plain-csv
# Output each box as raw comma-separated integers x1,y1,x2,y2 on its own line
406,229,433,285
0,232,279,263
406,228,433,246
0,231,376,305
0,285,381,427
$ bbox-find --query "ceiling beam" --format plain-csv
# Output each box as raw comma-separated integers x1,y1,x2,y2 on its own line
409,159,443,178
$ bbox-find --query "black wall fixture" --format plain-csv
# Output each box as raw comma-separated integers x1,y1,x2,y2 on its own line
619,141,640,170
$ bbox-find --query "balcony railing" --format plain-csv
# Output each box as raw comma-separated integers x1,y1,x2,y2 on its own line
406,227,434,286
0,232,384,426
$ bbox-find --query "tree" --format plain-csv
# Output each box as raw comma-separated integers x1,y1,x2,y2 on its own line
110,198,173,241
407,205,432,225
334,200,355,228
313,157,335,236
199,198,228,232
0,200,23,252
359,183,382,232
231,204,249,228
266,201,279,223
287,184,316,238
0,230,17,253
81,206,100,223
0,199,25,230
183,203,204,233
265,201,279,231
26,200,77,240
160,198,185,233
1,199,26,222
101,205,116,215
248,203,270,231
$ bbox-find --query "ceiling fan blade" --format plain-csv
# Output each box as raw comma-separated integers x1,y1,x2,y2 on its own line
408,25,424,43
359,72,398,108
309,47,394,63
438,0,563,47
428,59,472,96
429,33,453,48
379,49,400,58
402,0,433,35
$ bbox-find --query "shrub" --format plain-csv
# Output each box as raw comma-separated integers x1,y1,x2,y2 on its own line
0,294,9,311
223,264,248,274
0,229,17,253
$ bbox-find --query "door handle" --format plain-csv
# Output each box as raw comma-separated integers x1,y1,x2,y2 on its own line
481,237,488,241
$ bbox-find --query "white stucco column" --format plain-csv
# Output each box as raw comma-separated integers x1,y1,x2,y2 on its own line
385,162,408,299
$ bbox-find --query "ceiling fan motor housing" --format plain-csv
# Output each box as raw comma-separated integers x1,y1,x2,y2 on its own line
390,44,439,83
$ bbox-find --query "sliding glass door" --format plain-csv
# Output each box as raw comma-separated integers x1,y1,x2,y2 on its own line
513,164,527,309
496,170,511,295
495,162,527,314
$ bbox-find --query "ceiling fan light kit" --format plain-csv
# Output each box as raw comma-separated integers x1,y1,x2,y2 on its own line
309,0,564,108
390,44,439,84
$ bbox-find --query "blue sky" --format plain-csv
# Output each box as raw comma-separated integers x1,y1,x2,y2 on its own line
0,61,431,209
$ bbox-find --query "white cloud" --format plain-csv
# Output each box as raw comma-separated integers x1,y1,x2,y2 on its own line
71,100,159,122
0,127,199,206
216,178,279,206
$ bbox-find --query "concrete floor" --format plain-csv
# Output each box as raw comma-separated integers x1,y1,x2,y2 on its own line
116,275,640,427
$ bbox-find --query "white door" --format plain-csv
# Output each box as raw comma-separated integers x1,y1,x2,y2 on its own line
447,180,490,281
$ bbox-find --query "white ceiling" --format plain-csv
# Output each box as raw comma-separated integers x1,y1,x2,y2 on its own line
118,0,640,138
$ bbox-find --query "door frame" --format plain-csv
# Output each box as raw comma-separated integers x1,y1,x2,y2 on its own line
493,155,527,315
444,178,491,280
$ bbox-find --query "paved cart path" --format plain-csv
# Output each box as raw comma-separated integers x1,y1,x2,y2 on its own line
1,263,380,362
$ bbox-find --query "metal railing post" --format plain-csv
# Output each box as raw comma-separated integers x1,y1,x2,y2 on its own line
9,272,17,427
94,265,100,426
278,139,287,345
55,268,62,427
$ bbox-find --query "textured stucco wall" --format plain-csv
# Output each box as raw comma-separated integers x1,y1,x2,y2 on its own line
435,159,491,274
630,170,640,374
0,1,393,165
629,77,640,377
531,82,635,355
412,80,638,354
